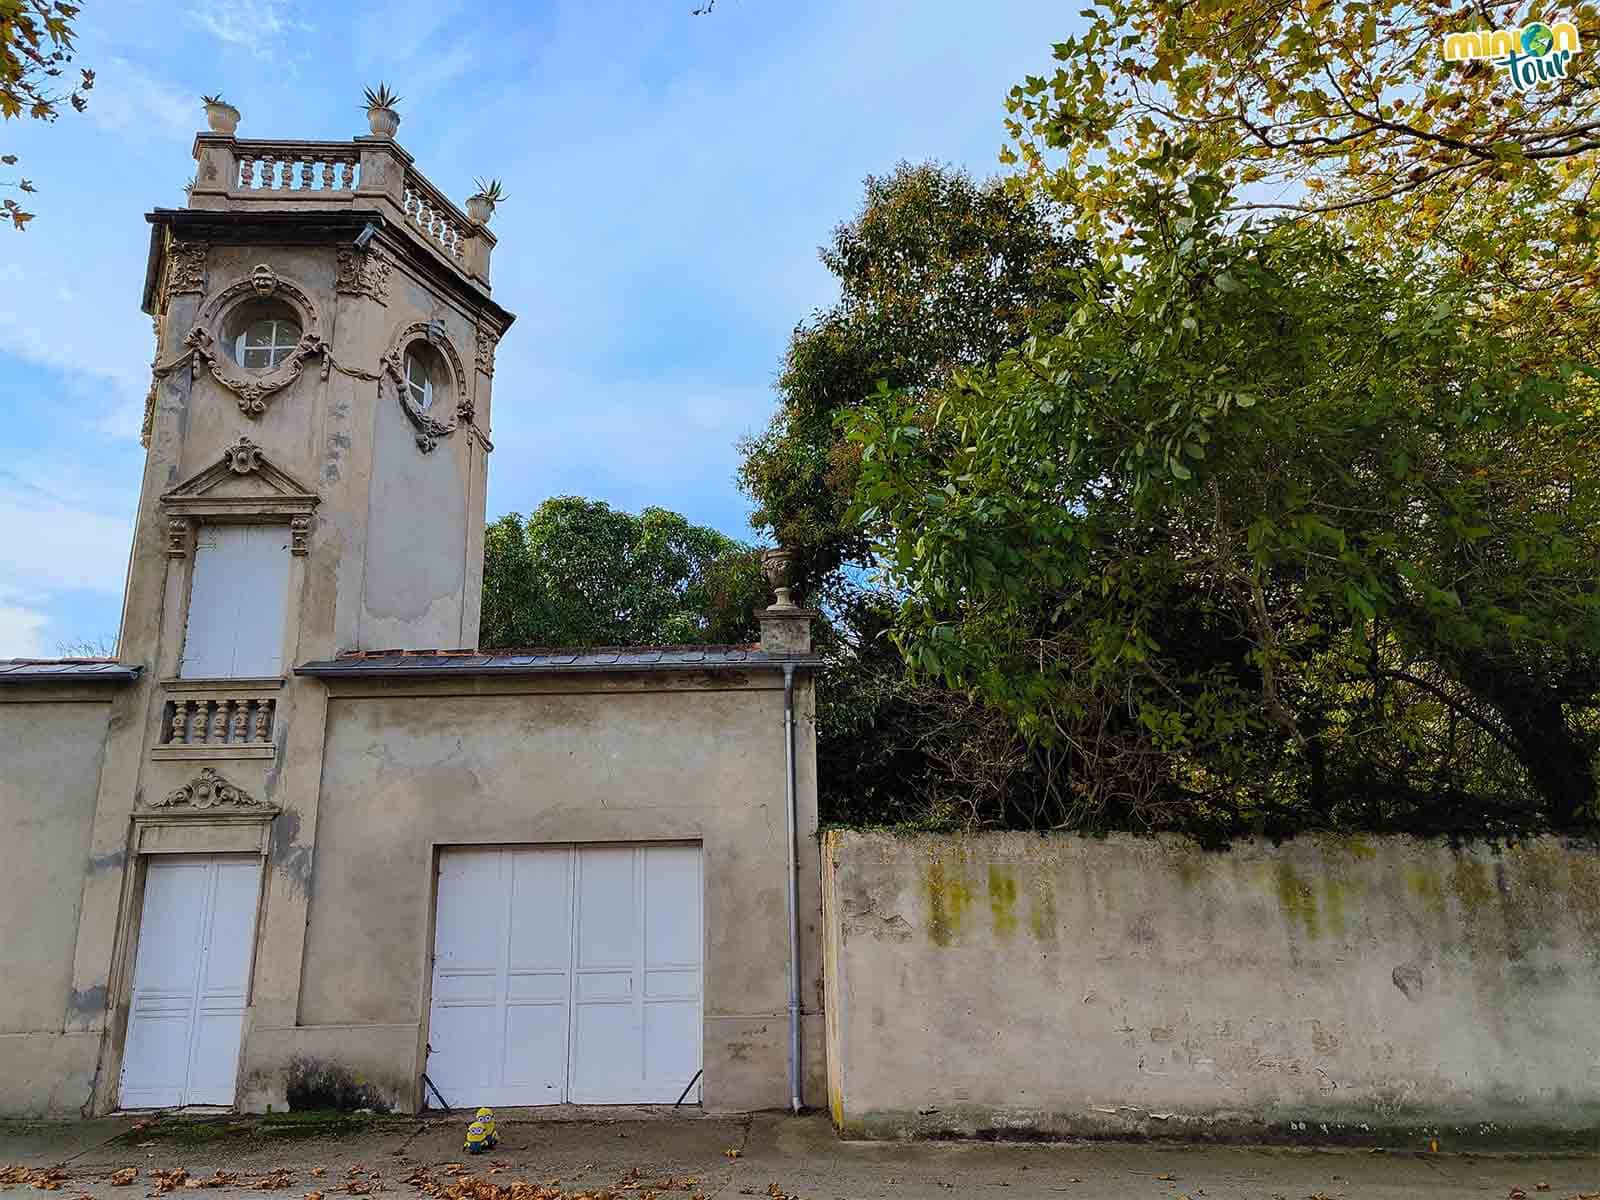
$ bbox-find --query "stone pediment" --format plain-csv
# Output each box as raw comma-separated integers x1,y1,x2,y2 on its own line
162,436,319,517
161,437,318,557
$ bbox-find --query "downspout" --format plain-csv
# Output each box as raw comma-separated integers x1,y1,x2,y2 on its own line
783,661,802,1114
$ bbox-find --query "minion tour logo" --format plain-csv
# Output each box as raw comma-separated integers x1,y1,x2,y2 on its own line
1443,20,1582,91
1452,21,1587,91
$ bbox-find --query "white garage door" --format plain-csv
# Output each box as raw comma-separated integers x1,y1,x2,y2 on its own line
426,844,703,1107
120,856,260,1109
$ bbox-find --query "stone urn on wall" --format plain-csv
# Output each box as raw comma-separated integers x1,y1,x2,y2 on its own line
762,546,799,609
466,178,507,225
363,83,402,138
202,94,240,134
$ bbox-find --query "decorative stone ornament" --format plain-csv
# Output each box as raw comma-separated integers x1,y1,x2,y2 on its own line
384,320,471,453
251,263,279,297
166,517,193,559
335,247,392,304
757,545,817,656
163,240,208,307
226,436,264,475
475,324,499,377
762,547,798,609
161,438,319,557
154,767,262,809
177,268,328,418
202,97,240,135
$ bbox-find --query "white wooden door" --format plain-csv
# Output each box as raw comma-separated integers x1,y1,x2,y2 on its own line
120,856,260,1109
182,524,290,678
427,844,702,1107
427,848,574,1107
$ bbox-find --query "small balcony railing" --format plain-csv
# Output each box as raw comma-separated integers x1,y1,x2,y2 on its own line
152,682,281,760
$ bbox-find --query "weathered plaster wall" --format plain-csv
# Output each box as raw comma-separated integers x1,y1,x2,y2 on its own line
249,673,824,1115
357,391,469,651
824,831,1600,1145
0,698,111,1115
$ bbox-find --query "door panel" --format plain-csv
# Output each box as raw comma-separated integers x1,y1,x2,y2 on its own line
428,848,573,1107
570,844,703,1104
181,525,290,679
120,856,260,1110
427,844,701,1109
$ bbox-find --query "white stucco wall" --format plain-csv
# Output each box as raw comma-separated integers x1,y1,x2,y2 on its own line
243,672,825,1115
0,698,113,1115
823,830,1600,1146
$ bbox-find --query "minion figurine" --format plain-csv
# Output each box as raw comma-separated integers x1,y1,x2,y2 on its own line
463,1107,497,1154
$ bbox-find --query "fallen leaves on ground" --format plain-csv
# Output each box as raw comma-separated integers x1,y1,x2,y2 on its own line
243,1171,297,1192
110,1169,138,1187
722,1150,740,1161
0,1168,67,1192
305,1191,324,1200
149,1169,188,1195
311,1169,327,1179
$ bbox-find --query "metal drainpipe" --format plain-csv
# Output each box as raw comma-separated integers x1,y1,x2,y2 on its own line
783,661,802,1114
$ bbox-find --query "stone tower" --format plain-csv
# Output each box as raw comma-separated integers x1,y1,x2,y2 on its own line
44,117,514,1115
130,120,513,677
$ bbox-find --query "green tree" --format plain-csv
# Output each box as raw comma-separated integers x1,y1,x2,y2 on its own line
480,497,766,649
738,163,1093,829
738,161,1090,596
850,183,1600,834
1004,0,1599,356
1,1,93,230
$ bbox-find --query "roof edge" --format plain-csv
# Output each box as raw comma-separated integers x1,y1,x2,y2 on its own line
0,662,143,685
295,654,821,680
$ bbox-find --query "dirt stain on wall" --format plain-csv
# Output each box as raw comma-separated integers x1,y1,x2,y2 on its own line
1275,862,1321,940
925,855,972,947
1030,875,1058,942
988,866,1018,941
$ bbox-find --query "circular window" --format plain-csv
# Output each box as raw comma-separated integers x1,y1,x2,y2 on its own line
404,343,447,411
223,300,301,370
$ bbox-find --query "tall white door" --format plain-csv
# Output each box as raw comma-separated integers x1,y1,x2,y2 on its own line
427,844,702,1108
120,856,260,1109
182,524,290,679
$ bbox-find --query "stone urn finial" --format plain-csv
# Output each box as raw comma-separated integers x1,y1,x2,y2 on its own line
762,546,798,610
363,83,402,138
201,94,240,135
467,177,507,224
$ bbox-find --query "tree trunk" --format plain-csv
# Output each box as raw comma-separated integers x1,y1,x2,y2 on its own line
1472,679,1597,828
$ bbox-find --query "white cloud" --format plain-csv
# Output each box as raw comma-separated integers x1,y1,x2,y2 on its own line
186,0,307,48
0,591,48,659
0,483,133,597
86,58,197,141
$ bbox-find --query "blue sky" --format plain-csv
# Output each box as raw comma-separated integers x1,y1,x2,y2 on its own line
0,0,1074,657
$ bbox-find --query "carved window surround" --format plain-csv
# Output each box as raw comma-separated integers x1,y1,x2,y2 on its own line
133,767,280,855
386,320,470,453
162,436,319,558
183,265,328,418
152,677,283,762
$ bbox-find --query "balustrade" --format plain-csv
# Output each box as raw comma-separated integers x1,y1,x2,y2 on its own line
159,695,277,750
234,144,360,192
403,171,468,263
190,133,490,281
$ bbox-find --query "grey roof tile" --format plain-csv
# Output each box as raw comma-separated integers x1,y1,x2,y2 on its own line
295,645,820,679
0,659,142,685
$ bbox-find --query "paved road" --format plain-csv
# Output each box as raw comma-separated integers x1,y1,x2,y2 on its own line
2,1111,1597,1199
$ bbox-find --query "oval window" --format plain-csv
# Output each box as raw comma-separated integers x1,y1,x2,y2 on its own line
404,343,447,410
223,300,301,370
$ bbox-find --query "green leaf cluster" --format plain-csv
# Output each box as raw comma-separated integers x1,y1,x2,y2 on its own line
849,190,1600,834
480,497,766,650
